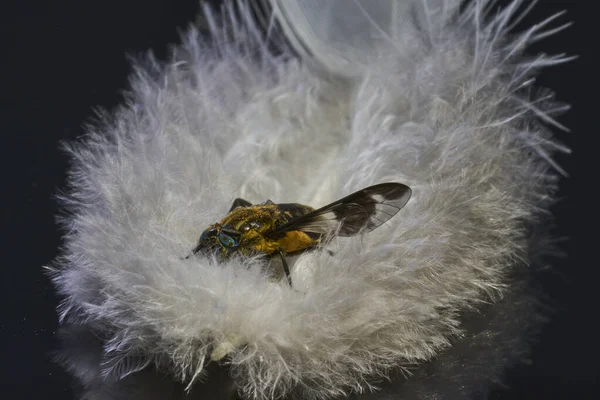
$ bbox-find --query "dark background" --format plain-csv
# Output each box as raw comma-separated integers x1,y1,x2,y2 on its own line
1,0,593,399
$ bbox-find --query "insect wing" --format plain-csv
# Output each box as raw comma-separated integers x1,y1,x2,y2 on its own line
266,183,411,238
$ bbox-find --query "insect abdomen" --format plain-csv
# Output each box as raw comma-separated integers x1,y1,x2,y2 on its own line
271,204,317,254
277,231,318,254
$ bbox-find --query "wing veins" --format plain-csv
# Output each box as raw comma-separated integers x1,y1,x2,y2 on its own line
266,183,411,238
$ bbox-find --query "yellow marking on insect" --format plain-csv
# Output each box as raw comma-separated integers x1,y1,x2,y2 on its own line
277,231,315,254
252,238,280,255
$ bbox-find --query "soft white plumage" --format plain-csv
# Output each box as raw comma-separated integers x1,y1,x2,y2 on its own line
48,0,572,399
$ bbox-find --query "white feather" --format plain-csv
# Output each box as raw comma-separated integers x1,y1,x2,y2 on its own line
48,0,571,398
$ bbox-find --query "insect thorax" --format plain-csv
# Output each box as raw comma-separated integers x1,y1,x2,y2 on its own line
218,203,315,256
220,204,314,233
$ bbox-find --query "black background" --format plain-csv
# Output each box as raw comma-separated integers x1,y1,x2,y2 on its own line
1,0,594,399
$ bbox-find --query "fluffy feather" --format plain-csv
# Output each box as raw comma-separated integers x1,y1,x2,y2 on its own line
48,0,571,398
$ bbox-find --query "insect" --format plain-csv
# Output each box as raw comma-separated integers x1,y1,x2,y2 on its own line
188,182,412,286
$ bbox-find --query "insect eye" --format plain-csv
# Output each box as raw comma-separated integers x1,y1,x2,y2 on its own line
218,232,239,248
199,228,217,241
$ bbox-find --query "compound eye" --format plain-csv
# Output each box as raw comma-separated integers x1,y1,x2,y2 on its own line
199,228,217,241
218,232,239,248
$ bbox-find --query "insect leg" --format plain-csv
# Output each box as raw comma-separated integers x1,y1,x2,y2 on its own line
277,249,293,287
229,198,252,212
181,244,202,260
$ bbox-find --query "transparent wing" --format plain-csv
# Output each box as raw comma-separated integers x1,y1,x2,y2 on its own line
267,183,411,237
